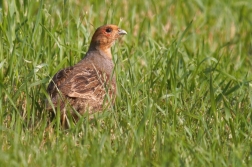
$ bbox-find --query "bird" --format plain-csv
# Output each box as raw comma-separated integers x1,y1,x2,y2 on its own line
47,24,127,127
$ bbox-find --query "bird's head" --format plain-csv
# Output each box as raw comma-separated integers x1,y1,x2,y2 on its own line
88,24,127,59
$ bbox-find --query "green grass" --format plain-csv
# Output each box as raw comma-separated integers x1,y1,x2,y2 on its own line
1,0,252,166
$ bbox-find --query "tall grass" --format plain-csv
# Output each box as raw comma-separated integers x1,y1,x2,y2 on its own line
0,0,252,166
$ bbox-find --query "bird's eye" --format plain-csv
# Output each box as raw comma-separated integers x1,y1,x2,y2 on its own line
105,28,112,33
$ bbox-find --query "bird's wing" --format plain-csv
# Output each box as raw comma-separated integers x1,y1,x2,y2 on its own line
47,66,74,99
47,65,114,109
60,68,107,101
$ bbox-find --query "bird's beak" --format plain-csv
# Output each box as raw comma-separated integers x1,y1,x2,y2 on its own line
118,29,127,35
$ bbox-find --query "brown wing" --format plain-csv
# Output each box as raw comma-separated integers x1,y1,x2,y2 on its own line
47,67,115,109
60,68,108,101
47,66,74,99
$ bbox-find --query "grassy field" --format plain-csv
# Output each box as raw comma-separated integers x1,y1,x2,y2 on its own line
1,0,252,166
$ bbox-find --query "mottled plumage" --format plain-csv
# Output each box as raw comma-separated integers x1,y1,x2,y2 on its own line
47,25,127,127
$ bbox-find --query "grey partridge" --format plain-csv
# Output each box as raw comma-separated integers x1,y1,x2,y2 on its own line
47,24,127,127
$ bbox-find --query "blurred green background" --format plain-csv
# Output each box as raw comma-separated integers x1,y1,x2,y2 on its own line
0,0,252,166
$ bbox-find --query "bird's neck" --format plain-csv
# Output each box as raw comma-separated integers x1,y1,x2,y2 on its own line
83,45,114,77
88,44,112,60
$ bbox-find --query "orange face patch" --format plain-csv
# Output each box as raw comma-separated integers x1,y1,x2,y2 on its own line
104,31,111,37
